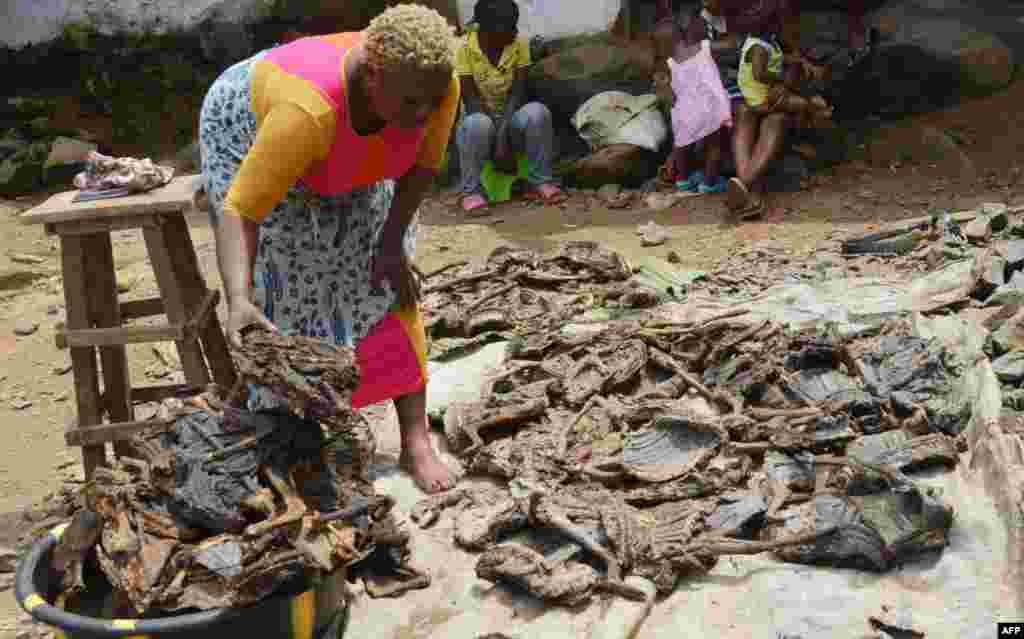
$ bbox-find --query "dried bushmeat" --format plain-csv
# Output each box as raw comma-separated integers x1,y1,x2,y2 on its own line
49,332,421,615
412,245,965,607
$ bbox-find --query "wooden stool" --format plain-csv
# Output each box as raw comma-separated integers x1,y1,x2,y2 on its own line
19,174,236,479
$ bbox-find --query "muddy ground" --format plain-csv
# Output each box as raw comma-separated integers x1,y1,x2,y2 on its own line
2,81,1024,629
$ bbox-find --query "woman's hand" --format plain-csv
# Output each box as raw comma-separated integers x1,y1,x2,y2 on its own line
225,296,278,350
370,248,423,310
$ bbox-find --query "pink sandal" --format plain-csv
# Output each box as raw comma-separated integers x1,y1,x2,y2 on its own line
461,193,488,214
524,182,567,205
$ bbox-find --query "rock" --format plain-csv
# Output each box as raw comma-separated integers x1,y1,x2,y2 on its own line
869,10,1014,94
667,251,681,264
570,144,660,189
964,216,992,244
8,253,45,265
0,547,17,572
638,222,668,247
52,362,72,375
992,352,1024,383
13,319,38,336
10,399,32,411
529,38,652,124
644,192,692,211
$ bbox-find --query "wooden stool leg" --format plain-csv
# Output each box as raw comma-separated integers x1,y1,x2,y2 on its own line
61,235,106,478
84,233,134,459
143,219,212,387
163,214,237,390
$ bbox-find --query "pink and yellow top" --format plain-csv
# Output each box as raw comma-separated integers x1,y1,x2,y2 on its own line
224,32,460,223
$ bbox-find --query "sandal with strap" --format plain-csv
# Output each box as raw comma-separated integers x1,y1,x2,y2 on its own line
525,182,568,205
726,177,751,211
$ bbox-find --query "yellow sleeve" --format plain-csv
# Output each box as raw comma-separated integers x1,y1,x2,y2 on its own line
415,74,461,171
515,37,531,68
454,37,473,76
223,103,331,223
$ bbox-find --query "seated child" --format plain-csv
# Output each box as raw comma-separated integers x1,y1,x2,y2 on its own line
652,1,738,195
738,32,833,126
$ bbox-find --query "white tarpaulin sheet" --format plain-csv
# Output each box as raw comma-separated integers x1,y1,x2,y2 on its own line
456,0,621,40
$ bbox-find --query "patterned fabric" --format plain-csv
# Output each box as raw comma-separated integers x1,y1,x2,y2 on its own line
455,31,531,117
73,151,174,192
200,51,427,406
219,33,459,223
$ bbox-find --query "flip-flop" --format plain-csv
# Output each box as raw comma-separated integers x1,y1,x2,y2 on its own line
525,183,568,205
461,193,488,214
726,177,751,211
738,196,765,220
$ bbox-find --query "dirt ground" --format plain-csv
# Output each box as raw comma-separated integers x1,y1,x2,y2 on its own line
3,81,1024,627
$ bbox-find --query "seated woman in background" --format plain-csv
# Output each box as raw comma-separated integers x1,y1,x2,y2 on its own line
455,0,566,213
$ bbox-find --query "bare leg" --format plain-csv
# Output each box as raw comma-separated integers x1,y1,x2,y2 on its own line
744,112,789,188
673,146,691,182
732,103,759,185
704,128,725,183
395,389,457,493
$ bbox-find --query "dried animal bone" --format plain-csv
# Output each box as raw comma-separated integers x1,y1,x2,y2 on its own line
444,397,549,456
232,329,361,431
454,489,530,550
411,489,471,529
476,542,602,606
244,466,309,538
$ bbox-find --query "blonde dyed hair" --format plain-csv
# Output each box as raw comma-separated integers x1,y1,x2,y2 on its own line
364,4,456,78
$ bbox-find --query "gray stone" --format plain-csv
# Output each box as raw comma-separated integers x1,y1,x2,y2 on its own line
992,351,1024,383
13,319,38,336
870,11,1014,94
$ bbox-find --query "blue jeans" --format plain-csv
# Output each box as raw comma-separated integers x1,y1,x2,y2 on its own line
455,101,556,197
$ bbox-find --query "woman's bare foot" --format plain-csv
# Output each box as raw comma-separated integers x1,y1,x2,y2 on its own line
399,438,458,494
394,390,458,493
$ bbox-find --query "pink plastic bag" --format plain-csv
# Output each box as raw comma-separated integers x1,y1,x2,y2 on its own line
669,40,733,149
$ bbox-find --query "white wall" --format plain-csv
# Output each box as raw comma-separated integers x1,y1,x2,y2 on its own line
456,0,622,40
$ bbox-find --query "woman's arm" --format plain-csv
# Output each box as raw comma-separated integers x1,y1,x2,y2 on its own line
215,102,327,299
